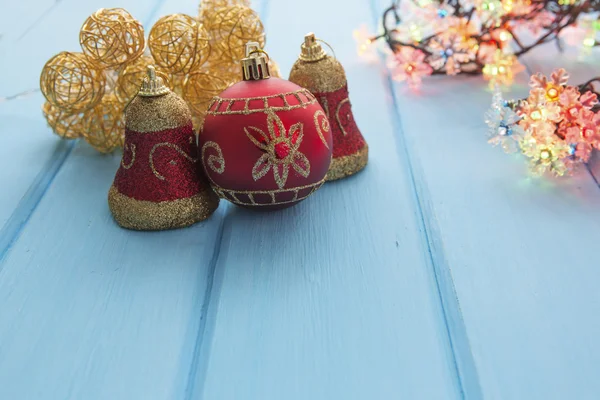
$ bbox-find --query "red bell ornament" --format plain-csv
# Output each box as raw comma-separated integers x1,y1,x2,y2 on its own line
289,33,368,181
109,66,219,230
199,43,332,210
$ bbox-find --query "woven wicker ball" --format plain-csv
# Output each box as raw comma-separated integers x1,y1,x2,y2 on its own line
183,70,231,117
204,5,265,62
83,95,125,153
269,59,281,78
115,55,156,103
80,8,145,68
40,51,106,113
149,14,211,75
42,102,87,139
169,73,187,97
199,0,250,19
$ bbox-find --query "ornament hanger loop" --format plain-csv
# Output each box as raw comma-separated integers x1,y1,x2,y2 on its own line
249,48,271,62
316,38,336,59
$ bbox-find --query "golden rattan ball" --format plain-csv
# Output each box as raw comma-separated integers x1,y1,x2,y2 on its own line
42,102,87,139
149,14,211,75
40,51,106,113
269,59,281,78
183,70,231,116
204,55,241,84
83,95,125,153
199,0,250,19
115,54,155,103
169,73,187,97
204,5,265,62
80,8,145,68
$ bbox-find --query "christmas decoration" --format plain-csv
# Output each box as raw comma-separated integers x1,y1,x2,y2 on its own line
148,14,211,75
41,103,88,139
199,43,332,209
80,8,145,68
486,69,600,176
358,0,600,90
40,1,273,153
109,66,219,230
289,33,368,181
201,4,265,62
84,94,125,153
40,52,106,113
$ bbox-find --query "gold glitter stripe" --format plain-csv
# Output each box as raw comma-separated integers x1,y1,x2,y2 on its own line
206,89,317,116
209,178,326,207
108,186,219,231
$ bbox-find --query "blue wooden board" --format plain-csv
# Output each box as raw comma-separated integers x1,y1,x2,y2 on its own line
1,0,599,398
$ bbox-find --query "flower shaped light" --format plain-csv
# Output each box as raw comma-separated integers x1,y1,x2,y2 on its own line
486,69,600,177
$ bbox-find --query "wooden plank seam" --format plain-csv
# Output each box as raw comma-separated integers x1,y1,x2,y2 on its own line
0,140,75,265
181,207,229,400
17,0,65,42
0,0,168,266
181,2,270,399
368,1,483,398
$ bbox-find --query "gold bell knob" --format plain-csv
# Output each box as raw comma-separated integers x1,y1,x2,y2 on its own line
138,65,170,97
299,33,327,62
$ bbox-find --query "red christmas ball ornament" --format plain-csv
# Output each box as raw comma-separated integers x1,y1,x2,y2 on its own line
199,43,332,210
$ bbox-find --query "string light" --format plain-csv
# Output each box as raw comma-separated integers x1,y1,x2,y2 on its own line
357,0,600,88
487,69,600,177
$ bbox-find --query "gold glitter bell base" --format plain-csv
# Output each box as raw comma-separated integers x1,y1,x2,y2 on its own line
326,144,368,181
108,186,219,231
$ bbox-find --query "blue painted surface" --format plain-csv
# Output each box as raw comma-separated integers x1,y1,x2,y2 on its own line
1,0,600,399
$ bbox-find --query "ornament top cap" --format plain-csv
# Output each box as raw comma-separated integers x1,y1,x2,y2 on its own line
138,65,170,97
241,42,271,81
299,32,328,62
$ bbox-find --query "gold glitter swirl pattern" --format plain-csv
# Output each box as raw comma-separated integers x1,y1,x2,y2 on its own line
121,143,136,169
201,141,226,174
149,142,197,181
335,98,351,136
313,109,331,149
320,97,330,117
206,89,316,116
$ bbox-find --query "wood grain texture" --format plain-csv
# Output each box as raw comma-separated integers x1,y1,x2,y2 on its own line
0,0,232,399
381,8,600,398
0,0,165,241
194,1,462,399
2,0,599,398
